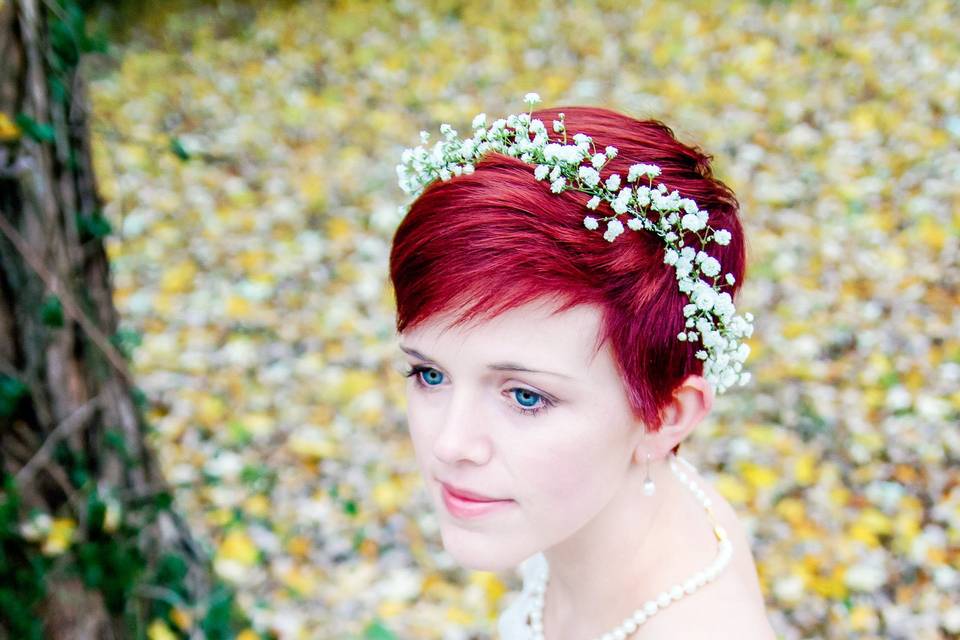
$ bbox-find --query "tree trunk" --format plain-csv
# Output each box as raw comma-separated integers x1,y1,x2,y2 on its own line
0,1,215,638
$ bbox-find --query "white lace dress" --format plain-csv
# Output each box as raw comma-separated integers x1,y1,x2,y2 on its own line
496,552,549,639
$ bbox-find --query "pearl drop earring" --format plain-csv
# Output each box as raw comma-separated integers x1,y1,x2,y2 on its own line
643,452,656,496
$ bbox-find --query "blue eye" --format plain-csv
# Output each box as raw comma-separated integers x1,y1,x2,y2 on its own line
402,365,554,417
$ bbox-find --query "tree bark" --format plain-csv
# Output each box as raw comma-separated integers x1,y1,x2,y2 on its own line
0,1,213,638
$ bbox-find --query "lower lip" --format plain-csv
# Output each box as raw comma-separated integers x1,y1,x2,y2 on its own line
441,485,514,519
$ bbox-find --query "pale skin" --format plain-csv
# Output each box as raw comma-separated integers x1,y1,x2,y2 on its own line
399,298,777,639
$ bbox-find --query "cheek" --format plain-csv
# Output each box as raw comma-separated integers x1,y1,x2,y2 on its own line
515,438,621,516
404,392,435,464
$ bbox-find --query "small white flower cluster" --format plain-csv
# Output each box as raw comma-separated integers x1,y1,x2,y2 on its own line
396,93,755,394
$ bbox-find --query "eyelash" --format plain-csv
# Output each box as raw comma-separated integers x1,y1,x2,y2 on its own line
402,364,554,417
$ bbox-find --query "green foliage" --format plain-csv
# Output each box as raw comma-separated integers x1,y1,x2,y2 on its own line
77,209,113,241
201,583,246,640
0,375,29,417
39,295,65,328
2,444,249,636
0,475,49,640
170,137,192,161
362,619,398,640
110,327,143,361
13,114,55,143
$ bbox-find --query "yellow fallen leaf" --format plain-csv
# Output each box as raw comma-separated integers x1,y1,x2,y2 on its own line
244,494,270,518
376,600,405,619
741,462,779,490
42,518,76,556
147,619,178,640
288,427,339,460
282,566,317,597
849,603,879,632
714,473,751,505
218,529,259,566
445,606,474,625
794,454,816,486
170,607,192,630
0,112,21,141
159,261,197,294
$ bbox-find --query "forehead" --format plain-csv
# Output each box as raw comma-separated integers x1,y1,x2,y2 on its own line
401,299,605,367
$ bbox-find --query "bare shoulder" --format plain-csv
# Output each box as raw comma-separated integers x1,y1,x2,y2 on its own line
695,469,777,638
631,460,779,638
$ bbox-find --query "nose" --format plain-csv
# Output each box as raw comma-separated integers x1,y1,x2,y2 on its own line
431,385,493,466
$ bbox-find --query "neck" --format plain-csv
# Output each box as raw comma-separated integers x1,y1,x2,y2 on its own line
539,453,702,638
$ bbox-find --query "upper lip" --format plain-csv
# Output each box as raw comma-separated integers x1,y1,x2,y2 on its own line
440,480,509,502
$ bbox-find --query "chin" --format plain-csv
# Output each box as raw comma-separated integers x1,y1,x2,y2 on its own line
437,523,534,572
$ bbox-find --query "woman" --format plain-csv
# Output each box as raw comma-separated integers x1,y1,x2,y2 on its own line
390,94,777,639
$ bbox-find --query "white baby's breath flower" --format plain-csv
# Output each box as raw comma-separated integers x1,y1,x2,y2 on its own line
603,219,625,242
663,248,679,265
534,165,549,181
550,177,566,193
677,332,688,341
605,145,618,158
553,120,565,133
681,198,698,214
586,195,602,209
524,92,542,106
695,350,708,360
681,213,706,232
583,216,599,230
701,256,722,277
714,229,732,245
549,164,563,181
591,153,607,169
725,273,736,285
627,217,643,230
419,130,430,144
605,174,621,191
578,166,601,187
573,133,592,146
611,187,633,214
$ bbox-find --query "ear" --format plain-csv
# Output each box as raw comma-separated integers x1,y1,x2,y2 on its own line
634,375,714,462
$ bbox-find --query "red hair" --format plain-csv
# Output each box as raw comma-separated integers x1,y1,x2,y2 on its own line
389,105,747,452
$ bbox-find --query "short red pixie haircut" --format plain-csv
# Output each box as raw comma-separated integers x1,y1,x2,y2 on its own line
389,105,747,450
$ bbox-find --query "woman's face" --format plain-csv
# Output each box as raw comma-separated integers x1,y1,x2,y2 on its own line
398,298,647,572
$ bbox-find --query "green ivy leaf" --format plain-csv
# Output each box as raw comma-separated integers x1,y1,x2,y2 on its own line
0,375,29,417
109,327,142,361
14,113,55,143
40,295,64,328
76,210,112,241
363,619,397,640
170,137,191,161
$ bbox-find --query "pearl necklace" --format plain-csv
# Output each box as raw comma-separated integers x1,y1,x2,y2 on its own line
524,454,733,640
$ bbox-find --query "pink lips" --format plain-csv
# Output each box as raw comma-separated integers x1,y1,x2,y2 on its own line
440,482,515,519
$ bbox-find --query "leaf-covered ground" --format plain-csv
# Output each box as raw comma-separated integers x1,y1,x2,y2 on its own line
80,1,960,638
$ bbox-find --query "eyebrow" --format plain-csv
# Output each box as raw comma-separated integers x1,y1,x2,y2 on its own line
398,344,574,380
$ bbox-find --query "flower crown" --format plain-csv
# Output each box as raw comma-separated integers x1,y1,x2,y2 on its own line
395,93,754,394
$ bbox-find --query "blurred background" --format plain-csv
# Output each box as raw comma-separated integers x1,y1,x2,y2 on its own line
1,0,958,639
